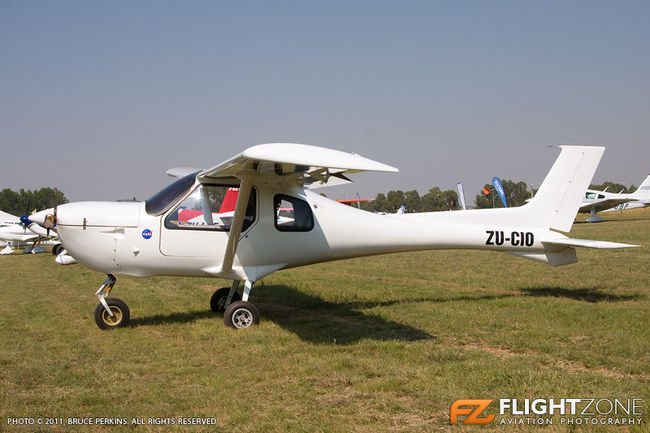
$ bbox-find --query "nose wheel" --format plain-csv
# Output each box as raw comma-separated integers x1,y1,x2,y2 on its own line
94,274,131,330
94,298,130,329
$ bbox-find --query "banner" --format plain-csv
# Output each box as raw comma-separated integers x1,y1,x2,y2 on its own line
492,177,507,208
456,182,467,210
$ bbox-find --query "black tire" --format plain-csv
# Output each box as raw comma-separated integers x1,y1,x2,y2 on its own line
52,244,63,255
224,301,260,329
210,287,241,313
94,298,130,330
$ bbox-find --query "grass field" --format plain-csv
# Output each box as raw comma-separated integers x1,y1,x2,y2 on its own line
1,209,648,432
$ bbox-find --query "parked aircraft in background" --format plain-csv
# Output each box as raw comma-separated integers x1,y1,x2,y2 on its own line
29,143,637,331
578,174,650,222
0,211,52,254
0,210,75,263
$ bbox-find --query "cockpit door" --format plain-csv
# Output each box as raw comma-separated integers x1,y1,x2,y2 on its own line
159,184,257,258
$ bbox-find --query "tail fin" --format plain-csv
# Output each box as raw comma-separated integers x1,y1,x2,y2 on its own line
524,146,605,232
219,187,240,213
632,174,650,201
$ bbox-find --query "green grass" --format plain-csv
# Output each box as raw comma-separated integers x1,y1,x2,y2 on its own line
1,208,648,432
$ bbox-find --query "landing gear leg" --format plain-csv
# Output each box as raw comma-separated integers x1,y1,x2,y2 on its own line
224,280,260,329
210,280,242,313
93,274,130,330
587,207,604,223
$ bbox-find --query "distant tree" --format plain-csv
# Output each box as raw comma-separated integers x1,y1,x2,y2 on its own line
363,192,387,213
0,187,68,216
404,190,422,213
588,181,632,194
386,190,406,212
0,189,19,215
359,200,374,212
475,179,531,209
421,187,458,211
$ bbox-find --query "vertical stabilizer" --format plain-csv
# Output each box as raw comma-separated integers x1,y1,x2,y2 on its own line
526,146,605,232
632,174,650,201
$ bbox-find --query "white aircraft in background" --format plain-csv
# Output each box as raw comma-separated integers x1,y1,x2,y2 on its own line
0,210,53,254
0,211,22,254
19,214,77,264
0,210,75,263
578,174,650,222
30,143,637,331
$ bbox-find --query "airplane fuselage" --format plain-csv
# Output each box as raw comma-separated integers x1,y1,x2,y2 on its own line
55,182,572,282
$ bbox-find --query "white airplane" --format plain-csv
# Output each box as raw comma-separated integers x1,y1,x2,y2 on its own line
0,211,22,254
30,143,637,330
0,210,74,261
0,210,54,254
578,174,650,222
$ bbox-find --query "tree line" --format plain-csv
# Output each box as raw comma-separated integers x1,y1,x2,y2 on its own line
0,188,68,217
357,177,637,213
588,181,636,194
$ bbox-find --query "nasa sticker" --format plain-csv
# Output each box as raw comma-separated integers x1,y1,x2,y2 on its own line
142,229,153,239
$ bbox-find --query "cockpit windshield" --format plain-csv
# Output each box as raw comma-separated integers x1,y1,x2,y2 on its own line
145,171,199,216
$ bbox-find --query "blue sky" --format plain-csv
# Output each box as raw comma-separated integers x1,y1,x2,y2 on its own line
1,1,649,202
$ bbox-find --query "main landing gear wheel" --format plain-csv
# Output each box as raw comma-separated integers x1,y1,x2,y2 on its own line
210,287,242,313
52,244,63,255
94,298,130,330
224,301,260,329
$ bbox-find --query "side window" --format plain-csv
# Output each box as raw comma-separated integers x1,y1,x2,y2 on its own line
274,194,313,232
165,185,256,231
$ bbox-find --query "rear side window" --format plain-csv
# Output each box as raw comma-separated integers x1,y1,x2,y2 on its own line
274,194,313,232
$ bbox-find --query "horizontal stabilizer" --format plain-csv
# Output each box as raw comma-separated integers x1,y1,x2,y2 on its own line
543,239,639,249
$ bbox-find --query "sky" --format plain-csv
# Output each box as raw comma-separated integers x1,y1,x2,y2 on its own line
1,0,649,203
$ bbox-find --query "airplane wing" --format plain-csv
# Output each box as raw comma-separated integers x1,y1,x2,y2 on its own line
204,143,397,274
197,143,398,185
578,198,631,213
0,210,20,223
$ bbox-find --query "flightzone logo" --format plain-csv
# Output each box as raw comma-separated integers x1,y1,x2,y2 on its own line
450,400,494,425
450,398,644,426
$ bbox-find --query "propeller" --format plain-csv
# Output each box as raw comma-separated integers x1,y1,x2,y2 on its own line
18,215,29,233
26,208,56,229
21,210,56,237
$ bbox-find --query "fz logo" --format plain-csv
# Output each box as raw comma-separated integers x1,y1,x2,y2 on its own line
450,399,494,425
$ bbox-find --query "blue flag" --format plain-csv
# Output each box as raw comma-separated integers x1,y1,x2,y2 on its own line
492,177,507,208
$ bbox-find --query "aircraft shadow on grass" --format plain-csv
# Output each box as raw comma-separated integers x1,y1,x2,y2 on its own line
519,287,641,303
127,285,639,340
128,284,436,344
254,284,436,345
129,310,216,327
